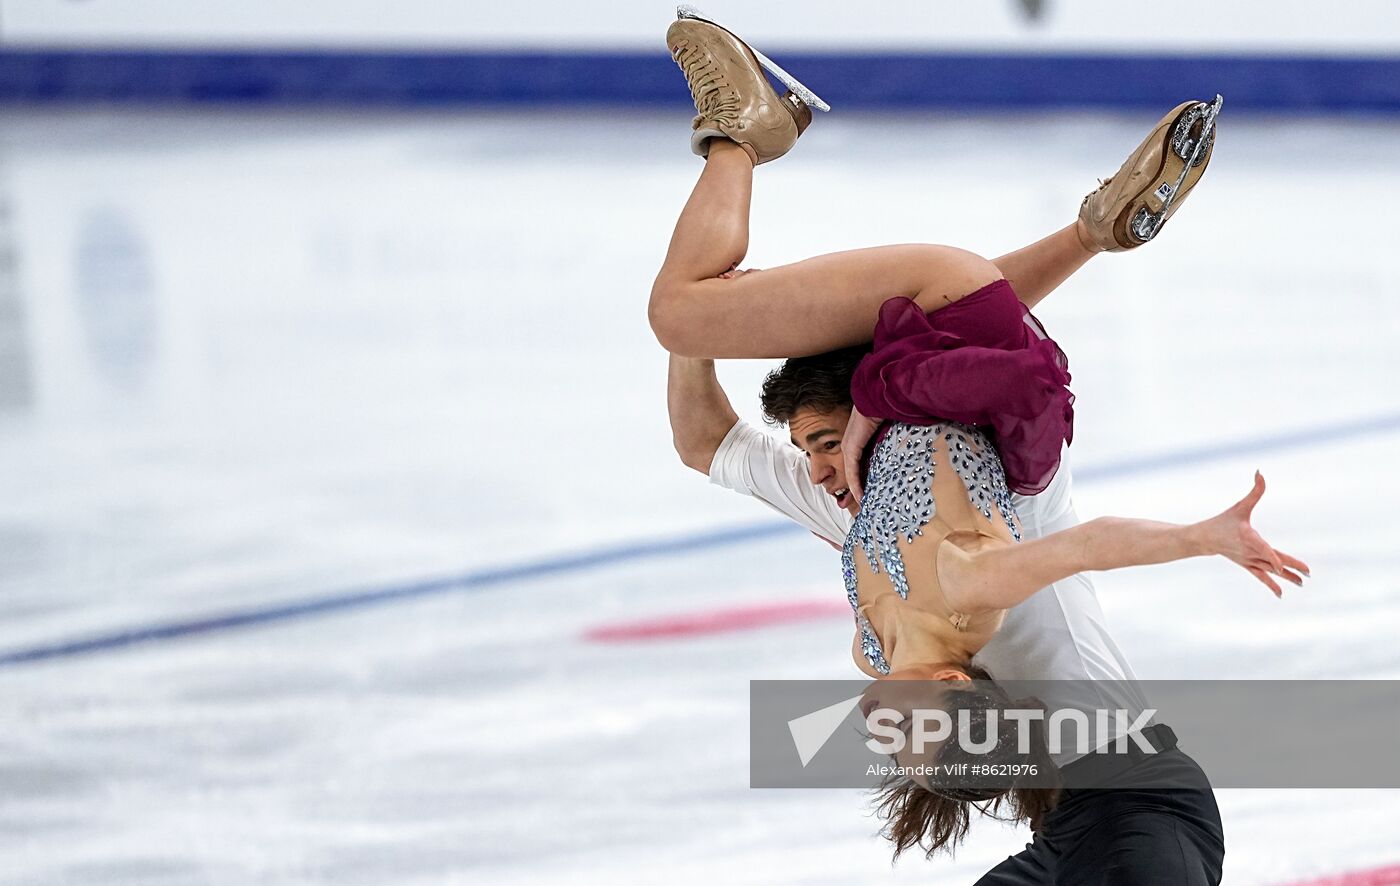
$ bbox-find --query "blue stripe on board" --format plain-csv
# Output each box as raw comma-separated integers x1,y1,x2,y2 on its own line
2,49,1400,111
2,410,1399,668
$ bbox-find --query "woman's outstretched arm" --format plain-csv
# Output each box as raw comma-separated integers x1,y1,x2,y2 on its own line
942,473,1310,614
649,141,1002,359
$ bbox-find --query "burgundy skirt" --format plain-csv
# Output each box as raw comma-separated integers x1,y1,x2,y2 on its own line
850,279,1074,496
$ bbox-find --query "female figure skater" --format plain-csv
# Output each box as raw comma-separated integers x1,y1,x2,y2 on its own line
651,9,1306,881
650,8,1301,621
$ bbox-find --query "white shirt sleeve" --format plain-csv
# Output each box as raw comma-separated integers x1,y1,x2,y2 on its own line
708,420,853,545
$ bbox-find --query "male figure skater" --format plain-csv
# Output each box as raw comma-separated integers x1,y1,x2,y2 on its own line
663,106,1227,883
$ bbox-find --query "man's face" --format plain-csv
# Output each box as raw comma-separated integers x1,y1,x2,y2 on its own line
787,405,858,515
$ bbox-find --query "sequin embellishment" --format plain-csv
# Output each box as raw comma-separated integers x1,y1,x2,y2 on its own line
842,421,1021,674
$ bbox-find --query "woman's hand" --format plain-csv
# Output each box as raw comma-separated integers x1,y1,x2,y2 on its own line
841,406,884,506
1197,472,1310,597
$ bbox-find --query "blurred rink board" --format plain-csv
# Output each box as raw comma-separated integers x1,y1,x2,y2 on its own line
2,0,1400,109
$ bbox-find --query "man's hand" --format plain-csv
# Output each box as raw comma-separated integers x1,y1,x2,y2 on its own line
841,405,884,507
1196,472,1310,597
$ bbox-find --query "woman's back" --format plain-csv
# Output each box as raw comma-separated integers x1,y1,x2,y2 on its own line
843,420,1023,675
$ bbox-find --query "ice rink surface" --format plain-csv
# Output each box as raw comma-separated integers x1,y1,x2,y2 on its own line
1,106,1398,884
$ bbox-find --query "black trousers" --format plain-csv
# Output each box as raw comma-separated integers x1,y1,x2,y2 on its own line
974,748,1225,885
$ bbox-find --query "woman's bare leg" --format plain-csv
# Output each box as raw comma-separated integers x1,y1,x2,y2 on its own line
654,139,755,284
991,222,1099,311
649,141,1002,359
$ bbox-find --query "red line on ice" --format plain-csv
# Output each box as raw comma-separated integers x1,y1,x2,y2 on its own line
1273,864,1400,886
582,599,849,641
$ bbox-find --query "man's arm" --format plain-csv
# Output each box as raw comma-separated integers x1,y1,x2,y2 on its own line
668,356,850,545
991,222,1098,310
667,355,739,475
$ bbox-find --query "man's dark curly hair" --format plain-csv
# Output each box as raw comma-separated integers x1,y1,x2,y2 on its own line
759,344,871,426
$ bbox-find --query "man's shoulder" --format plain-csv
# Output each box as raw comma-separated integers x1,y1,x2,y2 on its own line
707,420,851,545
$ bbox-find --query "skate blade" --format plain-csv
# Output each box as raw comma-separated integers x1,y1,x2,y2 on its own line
1182,94,1223,162
1131,94,1223,242
1163,94,1222,210
675,4,832,112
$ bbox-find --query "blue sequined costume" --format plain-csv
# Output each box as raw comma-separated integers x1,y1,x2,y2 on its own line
842,421,1020,675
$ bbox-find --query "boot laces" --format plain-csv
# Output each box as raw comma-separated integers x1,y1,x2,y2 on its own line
672,43,740,126
1081,176,1111,208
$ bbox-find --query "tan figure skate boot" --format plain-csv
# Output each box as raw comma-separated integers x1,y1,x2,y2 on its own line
666,5,830,165
1079,95,1222,252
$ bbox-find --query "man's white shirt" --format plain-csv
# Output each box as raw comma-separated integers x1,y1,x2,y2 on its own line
707,419,1150,759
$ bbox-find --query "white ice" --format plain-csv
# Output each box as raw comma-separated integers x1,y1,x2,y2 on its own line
1,107,1398,885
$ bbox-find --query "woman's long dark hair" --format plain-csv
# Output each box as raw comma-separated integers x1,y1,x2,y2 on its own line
872,663,1061,860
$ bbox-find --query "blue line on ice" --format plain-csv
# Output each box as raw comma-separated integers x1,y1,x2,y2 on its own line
3,411,1399,668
